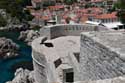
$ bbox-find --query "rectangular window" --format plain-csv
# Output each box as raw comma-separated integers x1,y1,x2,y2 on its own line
63,68,74,83
66,72,74,82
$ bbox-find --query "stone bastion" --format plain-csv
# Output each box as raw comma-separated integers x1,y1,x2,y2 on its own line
39,24,109,39
31,24,125,83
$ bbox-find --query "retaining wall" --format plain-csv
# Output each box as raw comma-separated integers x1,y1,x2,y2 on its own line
32,37,48,83
80,32,125,81
74,76,125,83
32,37,61,83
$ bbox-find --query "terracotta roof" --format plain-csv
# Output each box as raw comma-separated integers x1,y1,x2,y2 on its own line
26,6,34,9
96,12,117,19
34,16,49,20
49,5,64,10
32,0,41,3
90,0,103,3
84,14,97,17
77,7,103,15
41,16,50,20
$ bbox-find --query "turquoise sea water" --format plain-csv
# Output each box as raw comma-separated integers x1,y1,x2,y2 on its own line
0,31,33,83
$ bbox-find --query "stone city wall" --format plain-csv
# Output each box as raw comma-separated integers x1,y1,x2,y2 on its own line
32,37,48,83
75,76,125,83
32,37,60,83
32,24,110,83
68,52,81,81
79,33,125,81
40,24,109,39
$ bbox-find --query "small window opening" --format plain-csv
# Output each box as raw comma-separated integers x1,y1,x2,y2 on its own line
54,58,62,68
63,69,74,83
74,52,80,62
44,42,54,47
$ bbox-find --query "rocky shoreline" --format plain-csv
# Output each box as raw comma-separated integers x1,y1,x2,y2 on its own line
6,68,35,83
0,23,30,31
0,37,19,59
18,30,40,46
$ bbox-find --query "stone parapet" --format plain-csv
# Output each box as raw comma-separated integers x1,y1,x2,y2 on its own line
40,24,109,39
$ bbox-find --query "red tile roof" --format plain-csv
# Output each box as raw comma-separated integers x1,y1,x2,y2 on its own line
90,0,103,3
49,5,64,10
26,6,34,9
96,12,117,19
32,0,41,3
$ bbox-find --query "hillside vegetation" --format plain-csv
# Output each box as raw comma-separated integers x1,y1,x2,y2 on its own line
114,0,125,23
0,0,33,27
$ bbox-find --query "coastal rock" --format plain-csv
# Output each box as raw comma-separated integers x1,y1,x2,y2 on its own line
0,24,30,31
18,30,40,46
7,23,30,31
6,68,35,83
0,37,19,59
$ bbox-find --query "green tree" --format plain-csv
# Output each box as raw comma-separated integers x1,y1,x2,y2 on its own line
0,14,7,27
114,0,125,23
64,0,77,5
23,10,34,21
0,0,32,21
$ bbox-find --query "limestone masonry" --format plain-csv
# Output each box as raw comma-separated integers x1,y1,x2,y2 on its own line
32,24,125,83
80,31,125,81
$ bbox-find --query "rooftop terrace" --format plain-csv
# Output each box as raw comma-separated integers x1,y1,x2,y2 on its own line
40,36,80,62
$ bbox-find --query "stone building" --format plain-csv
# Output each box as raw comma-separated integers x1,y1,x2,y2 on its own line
32,24,111,83
32,24,125,83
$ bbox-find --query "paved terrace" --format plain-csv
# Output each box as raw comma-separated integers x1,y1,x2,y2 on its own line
32,36,80,83
42,36,80,62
